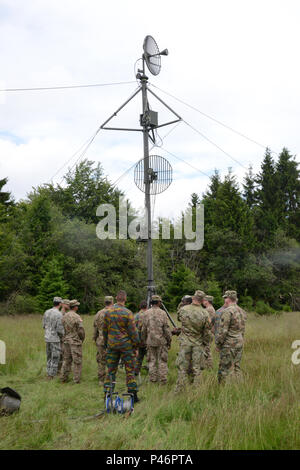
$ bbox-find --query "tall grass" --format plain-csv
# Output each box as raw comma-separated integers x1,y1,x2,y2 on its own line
0,312,299,449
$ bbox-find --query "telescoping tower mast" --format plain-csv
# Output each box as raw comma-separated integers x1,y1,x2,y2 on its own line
100,36,182,306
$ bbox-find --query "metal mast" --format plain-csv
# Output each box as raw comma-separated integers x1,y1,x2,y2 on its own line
100,35,181,306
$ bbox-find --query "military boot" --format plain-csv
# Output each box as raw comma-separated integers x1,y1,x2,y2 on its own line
132,391,140,403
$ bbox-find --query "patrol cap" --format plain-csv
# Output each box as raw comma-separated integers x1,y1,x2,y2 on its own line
104,296,114,303
204,295,214,303
194,290,206,300
61,299,70,305
53,296,62,303
182,295,192,301
222,290,237,300
152,295,162,302
69,299,80,307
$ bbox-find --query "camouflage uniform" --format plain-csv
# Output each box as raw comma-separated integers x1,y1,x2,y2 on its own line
134,309,148,375
175,292,211,392
61,302,85,383
58,299,70,373
214,305,226,337
42,304,64,377
215,292,247,384
203,297,216,369
93,300,113,383
141,304,172,384
103,303,139,393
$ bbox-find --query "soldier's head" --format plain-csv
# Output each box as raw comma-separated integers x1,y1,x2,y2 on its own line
140,300,147,311
53,296,62,308
182,295,192,306
202,295,214,308
116,290,127,305
69,299,80,311
104,296,114,307
61,299,70,311
150,295,162,307
222,290,238,306
192,290,206,305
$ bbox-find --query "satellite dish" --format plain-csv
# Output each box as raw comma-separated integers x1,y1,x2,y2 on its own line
143,35,162,76
134,155,173,195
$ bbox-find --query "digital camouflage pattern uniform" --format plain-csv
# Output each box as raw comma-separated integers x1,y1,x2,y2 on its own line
103,303,139,393
58,299,70,373
134,309,148,375
61,301,85,383
214,305,226,337
215,291,247,384
42,302,64,377
203,296,216,369
141,301,172,384
175,291,211,392
93,297,113,384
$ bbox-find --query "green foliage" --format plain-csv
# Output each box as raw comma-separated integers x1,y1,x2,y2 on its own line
165,263,199,310
201,278,223,309
239,295,254,312
281,304,292,312
37,258,69,312
255,300,276,316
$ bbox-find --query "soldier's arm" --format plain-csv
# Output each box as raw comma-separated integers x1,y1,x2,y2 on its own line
103,313,108,349
177,307,184,323
77,318,85,342
93,317,99,342
215,310,230,348
56,315,65,338
140,316,148,345
202,315,211,347
163,315,172,348
127,311,139,348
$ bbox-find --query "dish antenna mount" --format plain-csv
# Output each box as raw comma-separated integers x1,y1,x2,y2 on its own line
100,35,182,306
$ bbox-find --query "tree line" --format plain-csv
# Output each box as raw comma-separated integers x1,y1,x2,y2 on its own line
0,147,299,315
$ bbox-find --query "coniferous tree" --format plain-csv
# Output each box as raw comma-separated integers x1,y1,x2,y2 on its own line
243,165,257,209
37,257,69,311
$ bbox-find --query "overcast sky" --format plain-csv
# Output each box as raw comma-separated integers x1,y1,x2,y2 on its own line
1,0,299,219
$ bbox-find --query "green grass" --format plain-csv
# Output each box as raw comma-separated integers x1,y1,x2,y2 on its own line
0,312,299,449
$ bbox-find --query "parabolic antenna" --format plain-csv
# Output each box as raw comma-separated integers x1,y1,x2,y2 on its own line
143,35,162,76
134,155,173,195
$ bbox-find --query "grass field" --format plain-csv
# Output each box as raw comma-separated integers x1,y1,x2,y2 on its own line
0,312,299,450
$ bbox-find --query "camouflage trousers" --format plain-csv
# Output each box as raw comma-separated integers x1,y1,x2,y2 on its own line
96,343,106,383
57,341,64,374
46,341,61,377
104,346,137,393
175,343,205,392
218,345,244,384
147,345,168,384
135,346,147,375
61,342,82,383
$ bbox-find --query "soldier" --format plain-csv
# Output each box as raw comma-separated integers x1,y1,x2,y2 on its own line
58,299,70,373
93,296,114,386
176,295,193,321
215,290,247,384
141,295,172,385
61,299,85,384
214,301,226,337
60,299,70,315
175,290,211,393
42,296,65,380
134,300,148,376
202,295,216,369
103,290,140,403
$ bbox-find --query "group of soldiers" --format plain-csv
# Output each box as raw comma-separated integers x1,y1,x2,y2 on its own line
42,288,247,403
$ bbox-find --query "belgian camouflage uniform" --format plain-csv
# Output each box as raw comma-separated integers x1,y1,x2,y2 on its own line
42,305,64,377
93,307,110,383
103,303,139,393
215,297,247,384
141,306,172,384
204,301,216,369
175,299,211,392
134,309,148,375
61,305,85,383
